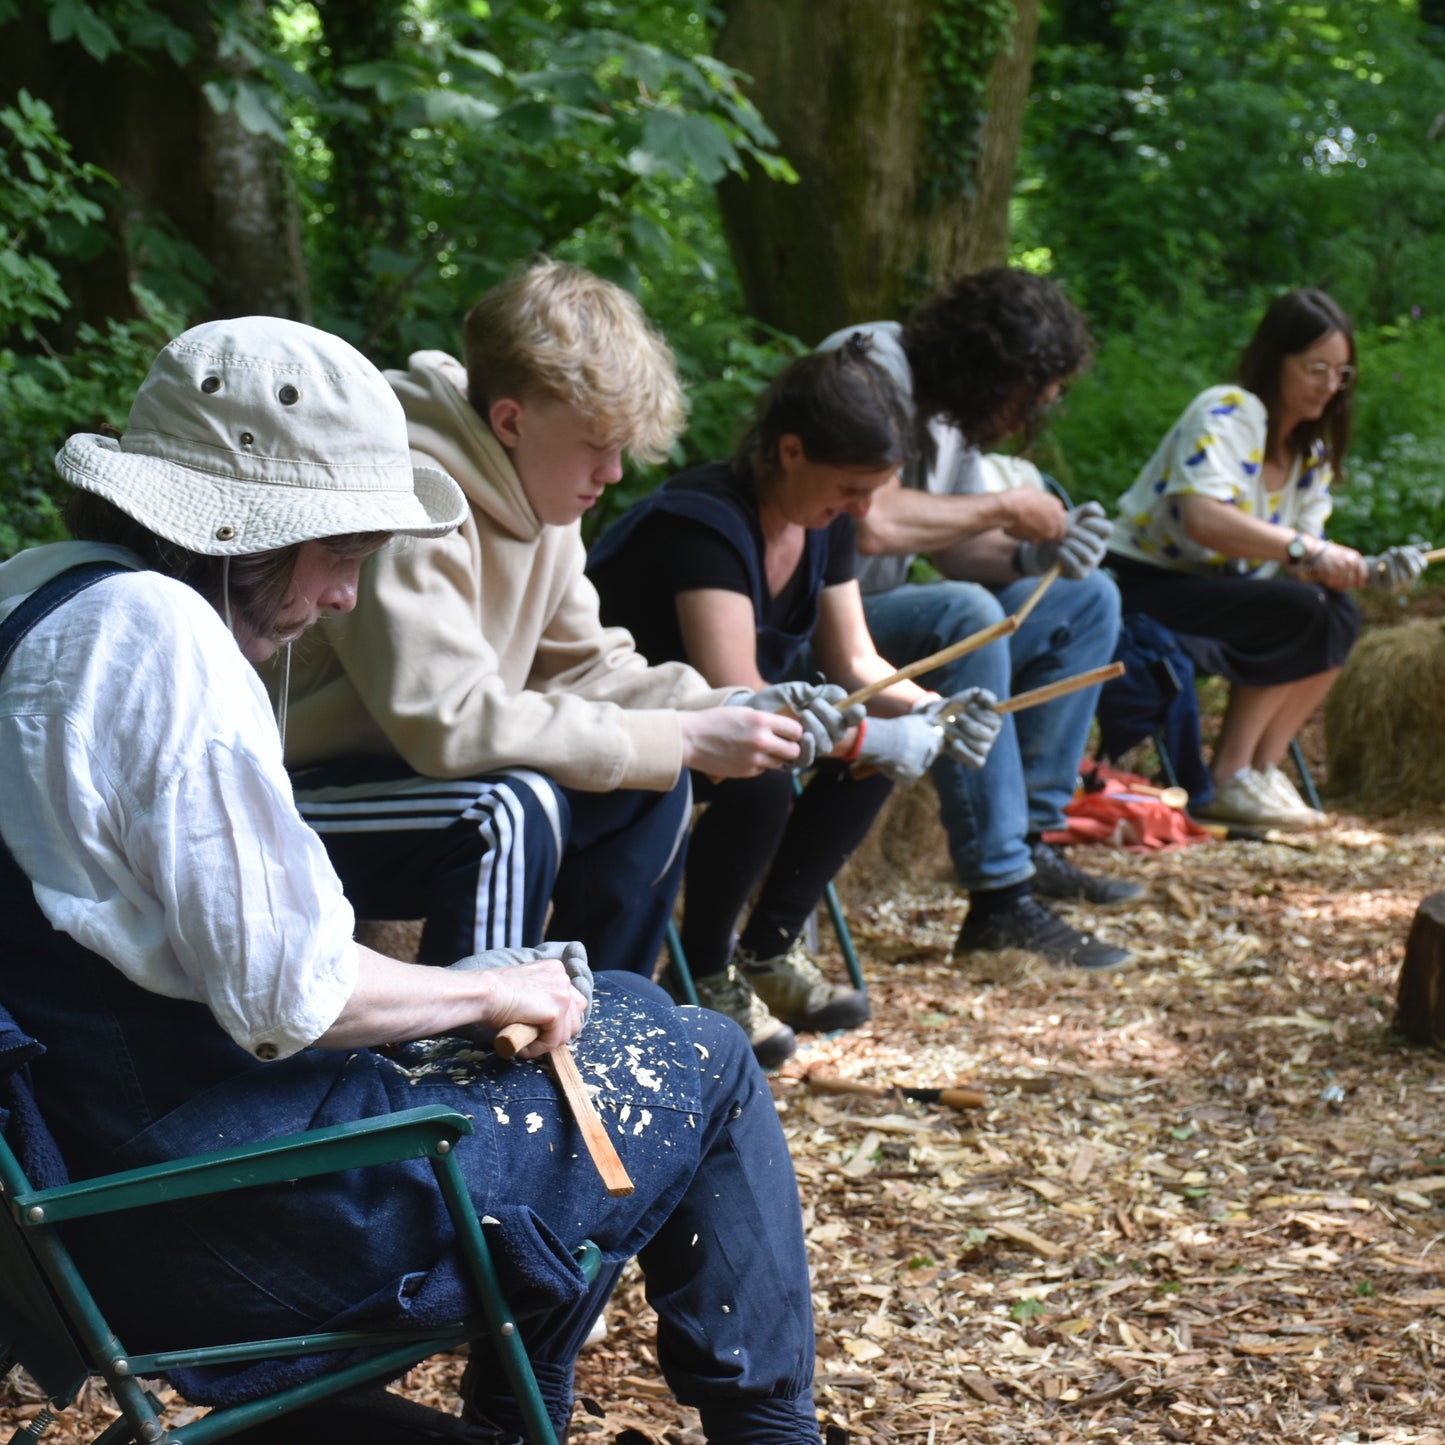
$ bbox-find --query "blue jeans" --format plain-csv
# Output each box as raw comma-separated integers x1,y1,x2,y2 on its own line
862,572,1121,891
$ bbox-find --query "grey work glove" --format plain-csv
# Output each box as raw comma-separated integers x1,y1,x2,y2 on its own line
447,940,594,1031
1363,544,1427,594
914,687,1003,769
855,712,944,785
1015,500,1112,581
727,680,864,770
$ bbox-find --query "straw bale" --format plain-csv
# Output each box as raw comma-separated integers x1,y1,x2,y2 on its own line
355,918,423,959
1325,618,1445,812
835,778,954,905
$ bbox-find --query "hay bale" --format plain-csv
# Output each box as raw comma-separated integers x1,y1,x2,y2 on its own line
835,778,954,905
355,918,423,960
1325,619,1445,812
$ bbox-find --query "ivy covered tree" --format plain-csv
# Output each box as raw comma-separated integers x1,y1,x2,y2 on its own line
0,0,796,543
714,0,1038,341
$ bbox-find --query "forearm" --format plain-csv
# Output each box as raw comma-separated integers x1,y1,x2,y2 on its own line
856,488,1019,557
1179,495,1302,562
314,946,580,1051
931,530,1019,587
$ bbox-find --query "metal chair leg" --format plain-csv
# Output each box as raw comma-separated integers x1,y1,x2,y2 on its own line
1289,737,1324,812
664,921,699,1006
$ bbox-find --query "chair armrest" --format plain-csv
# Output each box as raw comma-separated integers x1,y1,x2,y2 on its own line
10,1105,474,1225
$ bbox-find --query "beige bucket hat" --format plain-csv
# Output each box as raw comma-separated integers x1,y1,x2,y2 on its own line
56,316,468,556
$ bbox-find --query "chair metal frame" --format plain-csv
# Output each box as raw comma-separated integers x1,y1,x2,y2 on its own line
0,1104,599,1445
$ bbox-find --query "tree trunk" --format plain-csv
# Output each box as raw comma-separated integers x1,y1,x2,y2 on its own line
0,3,308,337
715,0,1040,342
1395,891,1445,1047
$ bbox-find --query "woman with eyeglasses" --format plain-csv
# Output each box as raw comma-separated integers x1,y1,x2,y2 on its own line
1106,287,1424,831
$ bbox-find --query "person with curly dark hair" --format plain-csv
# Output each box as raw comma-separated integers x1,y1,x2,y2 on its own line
817,266,1137,973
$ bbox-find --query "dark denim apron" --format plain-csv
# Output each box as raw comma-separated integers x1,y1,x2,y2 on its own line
587,462,829,683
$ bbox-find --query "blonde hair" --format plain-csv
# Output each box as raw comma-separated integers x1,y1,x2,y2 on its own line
463,258,687,465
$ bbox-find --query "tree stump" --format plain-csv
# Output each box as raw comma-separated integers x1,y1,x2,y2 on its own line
1394,891,1445,1046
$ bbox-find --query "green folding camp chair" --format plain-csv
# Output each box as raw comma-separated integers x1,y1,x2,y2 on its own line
0,1101,599,1445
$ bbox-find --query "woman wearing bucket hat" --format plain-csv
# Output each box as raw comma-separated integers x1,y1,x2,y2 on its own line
0,318,821,1442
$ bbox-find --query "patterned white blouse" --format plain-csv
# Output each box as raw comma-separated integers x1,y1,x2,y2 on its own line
1109,384,1333,577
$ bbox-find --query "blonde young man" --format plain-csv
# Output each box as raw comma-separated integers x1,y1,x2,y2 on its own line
273,260,836,976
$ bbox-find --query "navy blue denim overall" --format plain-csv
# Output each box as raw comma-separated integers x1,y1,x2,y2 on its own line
0,565,818,1442
587,461,829,685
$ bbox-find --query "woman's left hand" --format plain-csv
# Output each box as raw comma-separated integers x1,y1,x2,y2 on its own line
1306,540,1369,591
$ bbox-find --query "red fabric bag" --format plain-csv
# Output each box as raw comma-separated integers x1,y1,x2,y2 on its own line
1041,763,1216,851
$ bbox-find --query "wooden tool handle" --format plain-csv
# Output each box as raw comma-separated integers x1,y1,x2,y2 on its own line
1126,781,1189,809
839,614,1019,711
935,1087,988,1112
494,1023,538,1059
493,1027,636,1198
991,660,1125,716
1010,563,1063,627
1423,547,1445,564
835,561,1064,715
803,1074,986,1113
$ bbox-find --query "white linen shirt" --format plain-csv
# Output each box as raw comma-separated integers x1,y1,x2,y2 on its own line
0,544,357,1060
1109,385,1334,577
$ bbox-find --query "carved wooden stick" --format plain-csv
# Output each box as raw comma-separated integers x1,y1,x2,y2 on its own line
837,561,1064,714
838,615,1019,711
1009,562,1063,627
495,1025,635,1197
990,660,1125,716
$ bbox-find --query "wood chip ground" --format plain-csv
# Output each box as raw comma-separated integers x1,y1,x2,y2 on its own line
7,764,1445,1443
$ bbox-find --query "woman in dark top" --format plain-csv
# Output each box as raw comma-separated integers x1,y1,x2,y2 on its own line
589,343,1001,1066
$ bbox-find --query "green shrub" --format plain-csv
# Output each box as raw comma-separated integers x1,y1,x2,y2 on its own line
0,305,181,558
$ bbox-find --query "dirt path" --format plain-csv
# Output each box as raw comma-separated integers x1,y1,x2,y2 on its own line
7,813,1445,1444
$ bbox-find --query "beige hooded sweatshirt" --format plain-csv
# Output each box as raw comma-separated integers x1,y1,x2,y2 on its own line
274,351,733,791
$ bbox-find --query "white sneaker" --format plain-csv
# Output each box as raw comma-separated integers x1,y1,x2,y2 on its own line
1197,768,1317,831
1259,764,1328,825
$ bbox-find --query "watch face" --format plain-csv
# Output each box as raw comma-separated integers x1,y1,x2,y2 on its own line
1287,538,1306,561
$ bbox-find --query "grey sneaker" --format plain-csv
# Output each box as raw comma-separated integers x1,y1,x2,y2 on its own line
737,939,870,1033
694,964,798,1068
734,942,867,1034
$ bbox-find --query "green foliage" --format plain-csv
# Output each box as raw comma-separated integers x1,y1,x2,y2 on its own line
270,0,792,359
0,302,181,557
1019,0,1445,332
3,0,804,555
922,0,1017,203
0,89,106,339
0,88,171,557
1009,1296,1046,1322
